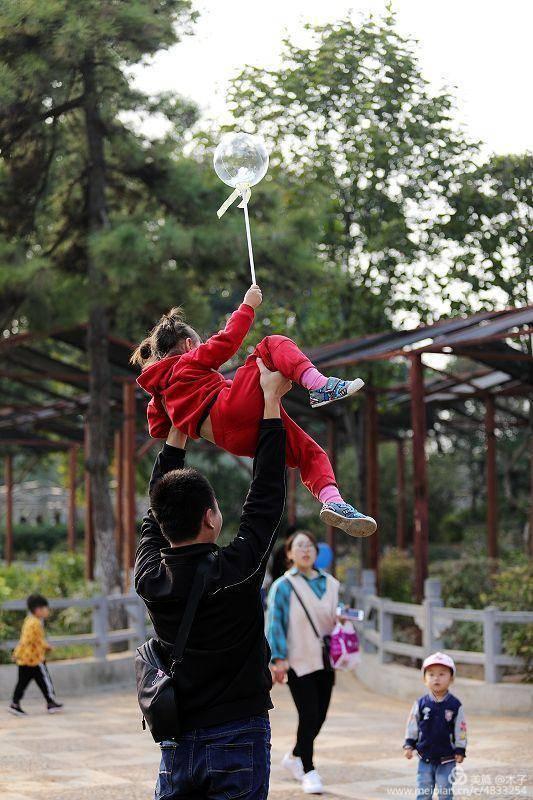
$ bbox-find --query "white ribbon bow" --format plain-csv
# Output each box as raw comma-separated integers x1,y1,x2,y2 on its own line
217,183,251,219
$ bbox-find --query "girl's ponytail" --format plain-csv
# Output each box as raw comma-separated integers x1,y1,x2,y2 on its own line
131,306,200,368
130,337,153,367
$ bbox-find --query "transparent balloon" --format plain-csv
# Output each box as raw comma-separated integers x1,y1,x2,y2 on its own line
213,133,269,189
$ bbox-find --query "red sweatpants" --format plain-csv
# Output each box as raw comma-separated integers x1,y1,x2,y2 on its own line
209,335,336,499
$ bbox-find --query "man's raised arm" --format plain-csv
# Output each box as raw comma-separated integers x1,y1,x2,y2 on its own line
134,428,188,593
212,360,291,592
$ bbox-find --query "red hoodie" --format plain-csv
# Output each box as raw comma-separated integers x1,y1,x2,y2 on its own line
137,303,255,439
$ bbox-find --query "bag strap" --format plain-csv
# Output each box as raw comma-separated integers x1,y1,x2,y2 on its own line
169,552,216,676
286,575,323,641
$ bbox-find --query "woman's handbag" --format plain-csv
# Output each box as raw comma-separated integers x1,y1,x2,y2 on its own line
329,621,361,670
134,553,215,742
287,578,333,672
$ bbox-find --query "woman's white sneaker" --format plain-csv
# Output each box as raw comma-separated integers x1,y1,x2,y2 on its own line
281,751,305,781
302,769,323,794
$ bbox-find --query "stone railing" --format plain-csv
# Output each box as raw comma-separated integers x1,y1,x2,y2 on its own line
342,570,533,684
0,589,150,660
2,573,532,685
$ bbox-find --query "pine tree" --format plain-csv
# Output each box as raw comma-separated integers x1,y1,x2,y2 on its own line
0,0,197,593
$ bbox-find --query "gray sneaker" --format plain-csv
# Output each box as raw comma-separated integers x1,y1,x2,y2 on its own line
309,377,364,409
320,502,377,538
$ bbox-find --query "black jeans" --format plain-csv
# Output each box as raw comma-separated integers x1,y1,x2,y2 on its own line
287,668,334,774
13,663,56,705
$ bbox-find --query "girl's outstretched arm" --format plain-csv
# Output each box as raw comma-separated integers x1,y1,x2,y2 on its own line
186,285,262,371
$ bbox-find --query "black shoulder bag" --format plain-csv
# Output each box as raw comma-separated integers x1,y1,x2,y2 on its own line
135,553,215,742
288,576,333,673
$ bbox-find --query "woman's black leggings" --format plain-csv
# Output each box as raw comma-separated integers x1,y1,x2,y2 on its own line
287,668,335,774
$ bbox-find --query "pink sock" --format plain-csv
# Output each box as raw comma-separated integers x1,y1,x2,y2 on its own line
300,367,328,391
319,485,343,505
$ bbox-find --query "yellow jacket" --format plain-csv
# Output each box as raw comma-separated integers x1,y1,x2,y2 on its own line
13,615,49,667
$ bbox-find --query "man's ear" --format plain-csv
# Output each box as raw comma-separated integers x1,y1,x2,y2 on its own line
185,337,193,352
204,506,215,530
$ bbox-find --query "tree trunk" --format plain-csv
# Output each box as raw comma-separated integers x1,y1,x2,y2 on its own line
82,54,122,598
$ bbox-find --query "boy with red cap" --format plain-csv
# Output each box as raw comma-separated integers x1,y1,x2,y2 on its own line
403,652,467,799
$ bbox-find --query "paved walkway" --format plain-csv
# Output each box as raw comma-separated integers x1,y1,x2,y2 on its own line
0,674,531,799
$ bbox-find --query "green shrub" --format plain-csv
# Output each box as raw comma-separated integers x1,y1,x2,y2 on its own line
0,523,83,557
379,548,414,602
428,557,496,655
427,558,532,681
438,511,468,544
482,564,533,682
439,620,484,654
430,556,498,609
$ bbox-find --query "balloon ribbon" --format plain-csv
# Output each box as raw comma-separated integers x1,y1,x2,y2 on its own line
216,183,251,218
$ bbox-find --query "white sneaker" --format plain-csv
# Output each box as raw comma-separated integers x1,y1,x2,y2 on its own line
281,751,304,781
302,769,323,794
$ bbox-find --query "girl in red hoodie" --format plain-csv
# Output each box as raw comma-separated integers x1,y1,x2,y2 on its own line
134,285,376,538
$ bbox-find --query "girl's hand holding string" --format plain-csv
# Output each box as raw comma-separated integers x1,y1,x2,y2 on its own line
243,284,263,309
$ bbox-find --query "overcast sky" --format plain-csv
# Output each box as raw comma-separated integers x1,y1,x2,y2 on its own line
133,0,532,155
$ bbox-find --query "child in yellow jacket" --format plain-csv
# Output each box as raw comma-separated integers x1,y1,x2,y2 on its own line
9,594,63,716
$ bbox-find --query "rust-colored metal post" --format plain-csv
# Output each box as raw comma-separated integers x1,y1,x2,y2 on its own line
326,418,337,573
123,382,137,581
485,395,498,560
84,424,95,580
396,439,407,550
529,403,533,559
67,445,78,552
114,429,124,568
365,389,379,575
4,455,13,565
287,468,298,527
410,355,429,602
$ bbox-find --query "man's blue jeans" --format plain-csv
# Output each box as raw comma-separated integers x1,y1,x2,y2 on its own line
416,759,455,799
155,715,271,800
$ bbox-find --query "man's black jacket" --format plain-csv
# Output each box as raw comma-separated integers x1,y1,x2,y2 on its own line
134,419,286,732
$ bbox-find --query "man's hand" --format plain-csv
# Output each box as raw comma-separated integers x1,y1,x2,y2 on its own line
166,427,188,449
271,659,289,684
404,747,414,759
257,358,291,399
243,284,263,309
455,754,464,764
257,358,292,419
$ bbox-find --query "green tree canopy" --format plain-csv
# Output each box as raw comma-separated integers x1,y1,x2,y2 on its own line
438,153,532,314
227,9,476,332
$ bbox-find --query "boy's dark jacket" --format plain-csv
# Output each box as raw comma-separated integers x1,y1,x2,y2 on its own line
134,419,285,733
405,692,467,763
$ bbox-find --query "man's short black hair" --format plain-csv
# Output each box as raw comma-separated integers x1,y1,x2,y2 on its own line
27,593,49,613
150,467,217,544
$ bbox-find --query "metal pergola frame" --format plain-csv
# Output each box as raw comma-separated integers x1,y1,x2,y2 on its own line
301,305,533,597
0,324,344,580
1,306,532,598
